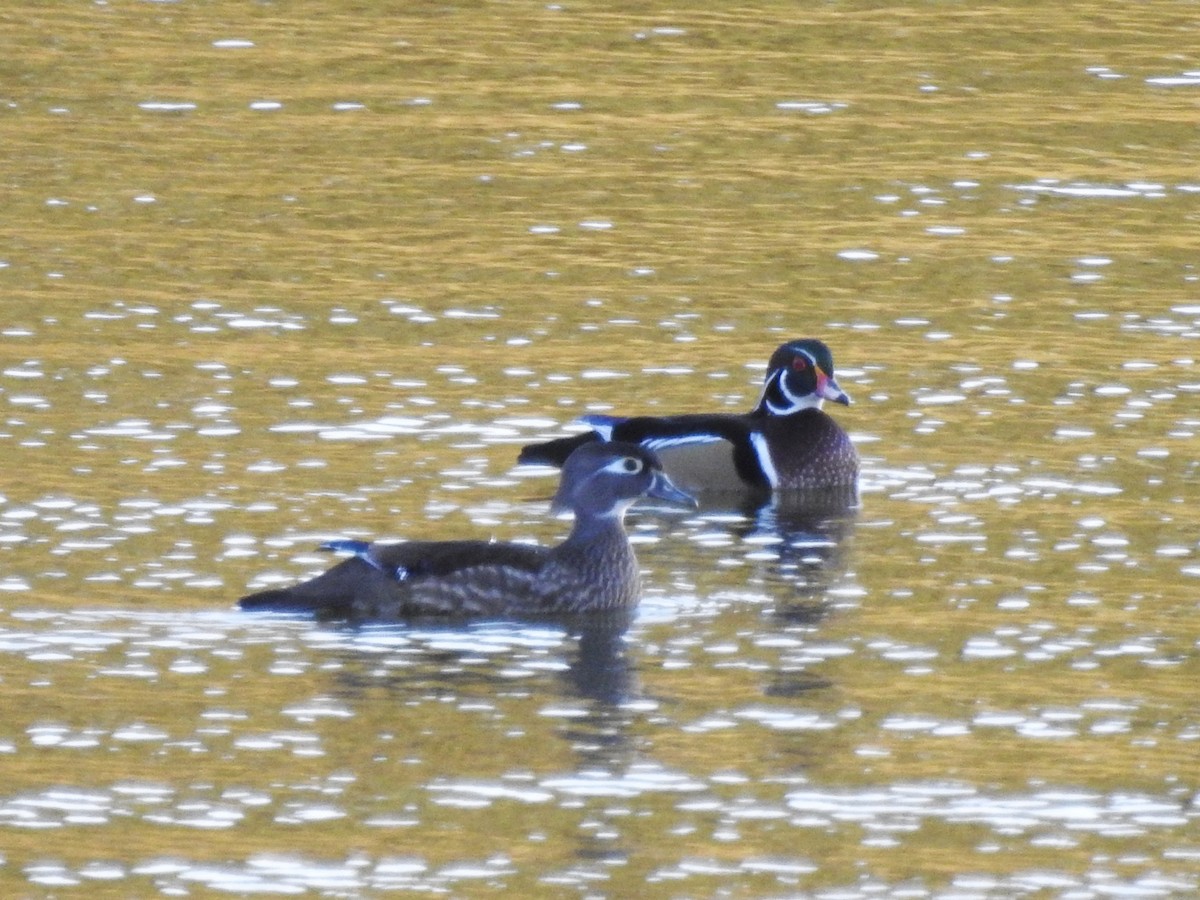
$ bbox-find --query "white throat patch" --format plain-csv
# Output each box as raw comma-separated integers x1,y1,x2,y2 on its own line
763,368,823,416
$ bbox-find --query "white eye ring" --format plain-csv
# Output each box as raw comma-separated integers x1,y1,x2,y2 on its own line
604,456,644,475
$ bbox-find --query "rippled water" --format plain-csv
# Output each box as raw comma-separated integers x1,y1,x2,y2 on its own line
3,1,1200,896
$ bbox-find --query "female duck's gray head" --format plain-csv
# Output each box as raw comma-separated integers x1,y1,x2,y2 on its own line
550,442,694,517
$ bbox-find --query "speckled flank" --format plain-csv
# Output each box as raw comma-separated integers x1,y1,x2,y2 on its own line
238,442,687,621
345,532,642,620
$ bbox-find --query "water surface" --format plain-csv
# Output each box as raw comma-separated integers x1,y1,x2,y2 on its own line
2,1,1198,896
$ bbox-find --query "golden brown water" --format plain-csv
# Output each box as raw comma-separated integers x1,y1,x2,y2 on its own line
2,1,1198,895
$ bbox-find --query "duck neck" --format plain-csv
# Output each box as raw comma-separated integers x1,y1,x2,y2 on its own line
553,506,641,610
562,505,630,549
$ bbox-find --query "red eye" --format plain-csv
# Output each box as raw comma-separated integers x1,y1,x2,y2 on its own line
792,358,808,371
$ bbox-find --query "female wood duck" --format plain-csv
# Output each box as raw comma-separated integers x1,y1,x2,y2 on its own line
518,339,858,495
237,442,693,621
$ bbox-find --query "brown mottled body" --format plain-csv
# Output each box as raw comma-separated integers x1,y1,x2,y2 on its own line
238,443,691,622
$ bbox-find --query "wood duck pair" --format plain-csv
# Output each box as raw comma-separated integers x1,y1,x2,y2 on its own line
518,338,858,496
239,339,855,621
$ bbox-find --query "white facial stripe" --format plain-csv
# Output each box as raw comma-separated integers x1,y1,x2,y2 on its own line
749,432,780,488
766,353,825,414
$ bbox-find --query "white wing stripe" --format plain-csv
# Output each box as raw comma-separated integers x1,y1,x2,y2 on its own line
644,433,724,450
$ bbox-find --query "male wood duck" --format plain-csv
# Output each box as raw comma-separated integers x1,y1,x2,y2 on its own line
518,339,858,494
238,442,693,621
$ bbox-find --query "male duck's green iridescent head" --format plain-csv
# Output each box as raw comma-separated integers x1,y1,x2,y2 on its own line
755,338,850,416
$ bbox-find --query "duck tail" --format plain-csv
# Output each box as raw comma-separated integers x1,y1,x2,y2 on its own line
518,431,598,467
238,586,323,612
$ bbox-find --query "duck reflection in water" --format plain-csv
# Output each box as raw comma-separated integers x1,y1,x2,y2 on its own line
649,475,855,629
326,614,641,707
561,614,638,704
737,485,859,625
